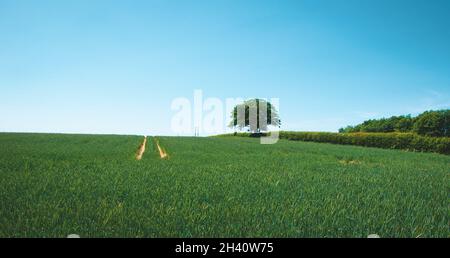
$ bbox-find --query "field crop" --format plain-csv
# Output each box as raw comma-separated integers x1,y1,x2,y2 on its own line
0,133,448,237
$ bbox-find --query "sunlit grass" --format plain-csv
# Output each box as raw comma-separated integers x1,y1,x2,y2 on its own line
0,133,448,237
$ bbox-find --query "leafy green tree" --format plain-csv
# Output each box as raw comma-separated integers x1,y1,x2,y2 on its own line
339,126,356,133
413,110,450,137
229,99,281,133
394,115,413,132
360,118,395,132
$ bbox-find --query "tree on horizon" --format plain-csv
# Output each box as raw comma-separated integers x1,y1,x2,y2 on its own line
228,99,281,133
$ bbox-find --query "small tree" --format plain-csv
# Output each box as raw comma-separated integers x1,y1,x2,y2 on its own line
228,99,280,133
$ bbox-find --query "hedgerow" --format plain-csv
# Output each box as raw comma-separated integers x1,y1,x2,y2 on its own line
219,131,450,155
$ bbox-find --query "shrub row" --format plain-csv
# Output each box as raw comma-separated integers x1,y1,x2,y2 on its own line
219,131,450,155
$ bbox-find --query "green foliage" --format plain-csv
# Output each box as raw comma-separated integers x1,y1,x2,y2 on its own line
395,116,414,132
340,115,414,133
223,131,450,154
339,110,449,137
228,99,281,133
278,131,450,155
413,110,450,137
1,133,449,237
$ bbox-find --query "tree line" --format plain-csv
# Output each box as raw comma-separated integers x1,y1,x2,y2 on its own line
339,109,450,137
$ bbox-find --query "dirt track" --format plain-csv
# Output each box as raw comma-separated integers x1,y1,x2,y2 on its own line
155,139,168,159
136,136,147,160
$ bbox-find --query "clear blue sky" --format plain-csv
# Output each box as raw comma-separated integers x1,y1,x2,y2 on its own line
1,0,449,135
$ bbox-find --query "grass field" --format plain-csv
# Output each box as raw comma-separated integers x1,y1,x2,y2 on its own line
0,133,448,237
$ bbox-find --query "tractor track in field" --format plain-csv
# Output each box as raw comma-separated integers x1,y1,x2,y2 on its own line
135,136,147,160
154,138,168,159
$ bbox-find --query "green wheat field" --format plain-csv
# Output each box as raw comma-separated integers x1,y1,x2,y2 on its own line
0,133,448,237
